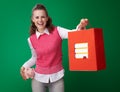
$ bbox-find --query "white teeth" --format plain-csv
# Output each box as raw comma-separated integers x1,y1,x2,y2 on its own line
37,23,43,25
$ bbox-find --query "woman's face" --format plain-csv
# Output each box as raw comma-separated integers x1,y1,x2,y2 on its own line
32,9,48,31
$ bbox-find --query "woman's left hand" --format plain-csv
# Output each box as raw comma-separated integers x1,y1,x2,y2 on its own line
76,18,88,30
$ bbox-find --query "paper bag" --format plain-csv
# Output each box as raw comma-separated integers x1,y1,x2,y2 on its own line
68,28,106,71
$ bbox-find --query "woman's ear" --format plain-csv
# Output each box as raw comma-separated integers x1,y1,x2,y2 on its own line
46,16,49,22
31,16,35,23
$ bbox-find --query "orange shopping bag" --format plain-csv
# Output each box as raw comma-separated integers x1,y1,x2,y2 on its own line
68,28,106,71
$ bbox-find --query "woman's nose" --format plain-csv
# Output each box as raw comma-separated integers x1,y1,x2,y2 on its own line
38,17,42,21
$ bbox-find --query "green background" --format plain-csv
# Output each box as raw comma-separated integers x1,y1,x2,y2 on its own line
0,0,119,92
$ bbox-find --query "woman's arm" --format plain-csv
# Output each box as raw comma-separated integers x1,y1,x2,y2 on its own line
57,19,88,39
22,38,37,68
57,18,88,39
20,38,37,80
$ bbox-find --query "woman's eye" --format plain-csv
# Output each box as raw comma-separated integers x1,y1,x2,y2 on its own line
35,16,46,19
35,16,39,19
41,16,46,18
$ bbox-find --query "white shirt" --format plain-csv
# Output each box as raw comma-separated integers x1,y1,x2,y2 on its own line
23,26,77,83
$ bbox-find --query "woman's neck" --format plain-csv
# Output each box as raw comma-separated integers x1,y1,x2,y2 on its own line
37,28,45,33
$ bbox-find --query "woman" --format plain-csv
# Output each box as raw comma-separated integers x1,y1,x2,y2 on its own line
20,4,88,92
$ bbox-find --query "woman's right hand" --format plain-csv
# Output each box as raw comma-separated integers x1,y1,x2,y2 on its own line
20,67,28,80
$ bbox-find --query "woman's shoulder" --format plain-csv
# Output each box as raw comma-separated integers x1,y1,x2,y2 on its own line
27,34,36,41
29,33,36,39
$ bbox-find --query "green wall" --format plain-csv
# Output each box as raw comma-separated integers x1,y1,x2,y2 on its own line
0,0,120,92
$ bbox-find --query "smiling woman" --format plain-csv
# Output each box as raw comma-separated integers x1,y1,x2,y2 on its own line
32,10,48,32
30,4,54,35
20,3,88,92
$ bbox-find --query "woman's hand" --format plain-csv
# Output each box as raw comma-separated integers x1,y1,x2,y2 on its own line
77,18,88,30
26,68,35,79
20,67,28,80
20,66,35,80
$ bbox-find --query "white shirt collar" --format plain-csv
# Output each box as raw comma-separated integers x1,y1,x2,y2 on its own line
36,28,50,39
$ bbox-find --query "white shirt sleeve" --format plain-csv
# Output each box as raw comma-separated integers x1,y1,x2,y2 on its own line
22,38,37,68
57,26,77,39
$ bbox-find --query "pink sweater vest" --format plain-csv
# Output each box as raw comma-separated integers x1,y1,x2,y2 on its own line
30,27,63,74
